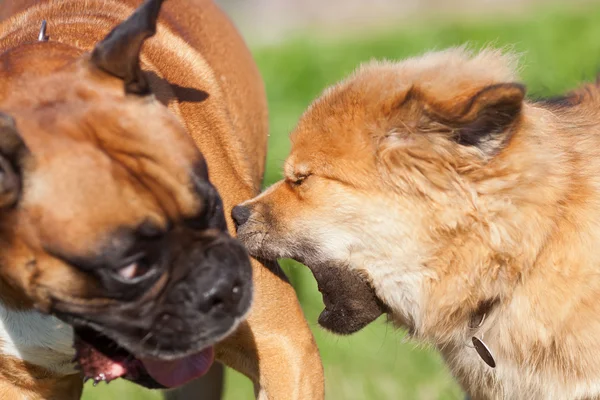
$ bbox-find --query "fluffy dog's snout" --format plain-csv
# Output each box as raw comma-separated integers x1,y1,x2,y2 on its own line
231,204,251,229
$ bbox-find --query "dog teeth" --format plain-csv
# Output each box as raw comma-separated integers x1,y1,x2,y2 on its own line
87,372,108,387
92,373,107,386
94,372,106,386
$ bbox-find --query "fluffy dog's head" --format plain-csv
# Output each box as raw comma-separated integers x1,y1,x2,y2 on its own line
234,47,547,337
0,0,252,389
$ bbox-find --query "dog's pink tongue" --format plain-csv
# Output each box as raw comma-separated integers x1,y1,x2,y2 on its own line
141,347,214,388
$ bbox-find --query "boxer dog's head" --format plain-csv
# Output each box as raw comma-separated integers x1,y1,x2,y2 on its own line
0,0,252,389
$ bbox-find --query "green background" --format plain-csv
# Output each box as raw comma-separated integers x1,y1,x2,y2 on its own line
82,3,600,399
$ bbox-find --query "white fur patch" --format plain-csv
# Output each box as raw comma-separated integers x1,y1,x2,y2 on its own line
300,191,431,330
0,303,76,375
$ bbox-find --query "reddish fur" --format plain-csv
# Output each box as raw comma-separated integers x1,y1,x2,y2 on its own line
0,1,324,398
239,47,600,399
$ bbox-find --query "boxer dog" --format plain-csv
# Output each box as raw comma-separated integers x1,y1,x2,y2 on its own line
0,0,323,399
234,47,600,399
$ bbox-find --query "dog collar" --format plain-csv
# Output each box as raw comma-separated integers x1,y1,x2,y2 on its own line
38,20,48,42
468,300,498,368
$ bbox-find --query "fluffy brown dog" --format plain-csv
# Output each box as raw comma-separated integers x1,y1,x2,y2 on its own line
234,46,600,399
0,0,323,399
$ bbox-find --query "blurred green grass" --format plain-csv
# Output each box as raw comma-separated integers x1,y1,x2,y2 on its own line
83,4,600,399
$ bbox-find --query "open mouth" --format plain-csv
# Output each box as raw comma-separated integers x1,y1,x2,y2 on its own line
74,327,214,389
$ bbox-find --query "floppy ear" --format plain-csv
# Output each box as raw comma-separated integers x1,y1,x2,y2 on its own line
90,0,166,95
0,112,29,209
432,83,526,156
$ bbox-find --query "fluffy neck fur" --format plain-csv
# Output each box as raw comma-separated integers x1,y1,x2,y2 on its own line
410,93,600,397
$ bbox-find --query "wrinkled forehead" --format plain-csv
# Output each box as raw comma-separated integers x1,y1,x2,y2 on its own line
4,60,201,163
21,142,168,252
11,102,206,255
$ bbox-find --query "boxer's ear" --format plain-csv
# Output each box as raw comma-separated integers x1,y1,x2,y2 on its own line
90,0,166,95
0,112,29,209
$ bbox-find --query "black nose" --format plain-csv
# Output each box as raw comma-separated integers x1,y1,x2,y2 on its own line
231,205,251,228
194,239,252,316
199,275,244,314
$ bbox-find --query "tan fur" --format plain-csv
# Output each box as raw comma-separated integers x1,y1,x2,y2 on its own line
0,353,82,400
237,46,600,399
0,1,323,398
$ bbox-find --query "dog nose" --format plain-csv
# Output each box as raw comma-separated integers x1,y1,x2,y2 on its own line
199,274,244,314
231,205,251,228
189,236,252,316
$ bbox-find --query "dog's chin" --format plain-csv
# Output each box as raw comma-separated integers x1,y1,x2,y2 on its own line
73,326,216,389
309,262,386,335
247,241,386,335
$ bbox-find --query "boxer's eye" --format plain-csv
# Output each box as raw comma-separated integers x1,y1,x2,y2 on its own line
117,254,152,280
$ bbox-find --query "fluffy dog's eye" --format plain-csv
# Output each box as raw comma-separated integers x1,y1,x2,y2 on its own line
290,174,310,187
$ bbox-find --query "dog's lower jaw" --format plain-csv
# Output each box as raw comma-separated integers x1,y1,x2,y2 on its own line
239,230,423,335
309,263,385,335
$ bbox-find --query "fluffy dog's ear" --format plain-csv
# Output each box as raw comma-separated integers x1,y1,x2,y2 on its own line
431,83,526,156
0,112,29,209
90,0,166,95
